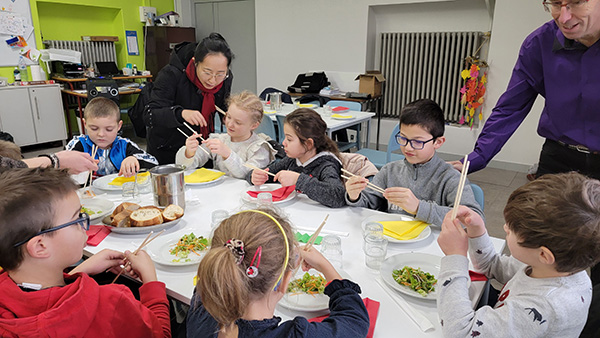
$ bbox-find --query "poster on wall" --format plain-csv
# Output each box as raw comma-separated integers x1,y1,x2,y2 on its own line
0,0,37,67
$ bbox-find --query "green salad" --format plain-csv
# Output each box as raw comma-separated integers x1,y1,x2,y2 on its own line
392,266,437,297
287,272,327,295
81,206,98,215
169,233,210,263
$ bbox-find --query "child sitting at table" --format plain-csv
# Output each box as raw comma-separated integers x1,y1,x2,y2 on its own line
345,99,483,225
66,97,158,177
186,208,369,337
0,167,171,337
246,108,346,208
176,91,276,178
437,172,600,337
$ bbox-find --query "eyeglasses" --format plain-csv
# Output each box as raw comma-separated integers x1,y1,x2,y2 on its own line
542,0,590,13
395,134,436,150
13,212,90,247
200,69,229,81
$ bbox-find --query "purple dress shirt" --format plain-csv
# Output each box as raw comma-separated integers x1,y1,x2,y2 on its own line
468,20,600,173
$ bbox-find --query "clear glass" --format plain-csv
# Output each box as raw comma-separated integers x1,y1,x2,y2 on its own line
364,235,388,270
257,192,273,207
320,235,343,269
323,105,333,117
211,209,229,229
136,169,151,194
122,181,139,200
363,222,384,239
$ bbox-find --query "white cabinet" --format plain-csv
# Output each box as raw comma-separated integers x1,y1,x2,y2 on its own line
0,84,66,146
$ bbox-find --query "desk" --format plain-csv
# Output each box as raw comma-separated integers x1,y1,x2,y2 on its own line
84,177,505,337
288,92,382,111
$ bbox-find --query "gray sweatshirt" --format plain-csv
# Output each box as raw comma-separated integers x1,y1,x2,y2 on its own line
438,234,592,338
346,154,483,226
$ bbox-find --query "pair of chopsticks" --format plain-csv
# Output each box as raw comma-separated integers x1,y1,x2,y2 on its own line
82,144,98,196
451,155,471,219
176,122,211,156
244,163,276,177
111,230,165,284
292,214,329,276
341,168,385,194
214,105,226,115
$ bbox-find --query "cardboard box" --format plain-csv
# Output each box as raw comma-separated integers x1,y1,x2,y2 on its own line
81,36,119,42
355,71,385,97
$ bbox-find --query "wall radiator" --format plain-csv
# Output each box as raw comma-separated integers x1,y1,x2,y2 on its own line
43,40,117,67
379,31,484,124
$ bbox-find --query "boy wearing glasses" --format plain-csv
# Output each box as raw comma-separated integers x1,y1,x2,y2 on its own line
0,168,171,337
345,99,483,226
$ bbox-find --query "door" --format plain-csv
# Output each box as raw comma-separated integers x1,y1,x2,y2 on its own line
194,0,257,94
29,86,67,144
0,87,37,146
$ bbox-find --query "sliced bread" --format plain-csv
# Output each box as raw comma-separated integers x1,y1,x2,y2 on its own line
112,202,140,217
130,208,163,227
162,204,184,222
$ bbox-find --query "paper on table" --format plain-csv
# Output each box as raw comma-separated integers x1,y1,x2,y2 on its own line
108,172,150,186
380,220,428,240
184,168,225,183
331,114,353,119
375,278,434,332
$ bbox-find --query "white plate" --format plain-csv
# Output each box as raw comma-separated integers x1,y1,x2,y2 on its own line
146,230,210,266
331,114,355,120
184,168,225,186
361,214,431,244
279,269,351,312
92,174,125,191
104,217,183,234
242,183,297,205
380,253,440,301
81,198,114,222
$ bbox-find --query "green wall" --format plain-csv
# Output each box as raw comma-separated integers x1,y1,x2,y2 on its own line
0,0,174,81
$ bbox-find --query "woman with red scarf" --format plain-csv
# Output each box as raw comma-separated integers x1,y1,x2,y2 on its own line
146,33,234,164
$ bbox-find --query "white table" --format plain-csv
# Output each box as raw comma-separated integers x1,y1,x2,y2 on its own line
85,178,504,337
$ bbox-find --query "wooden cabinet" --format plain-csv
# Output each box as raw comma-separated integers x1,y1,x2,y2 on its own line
0,84,67,146
144,26,196,78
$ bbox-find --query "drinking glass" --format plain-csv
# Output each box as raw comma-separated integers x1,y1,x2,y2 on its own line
323,104,333,117
363,222,384,239
257,192,273,208
364,235,387,270
211,209,229,229
122,181,139,200
321,235,343,269
136,170,151,194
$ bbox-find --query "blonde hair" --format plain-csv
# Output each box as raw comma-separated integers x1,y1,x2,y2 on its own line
195,208,298,329
83,97,120,121
0,140,22,161
226,91,263,123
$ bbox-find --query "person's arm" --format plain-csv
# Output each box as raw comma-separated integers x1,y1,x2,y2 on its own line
295,163,347,208
145,66,186,129
244,157,289,185
124,139,158,169
345,165,389,211
222,142,272,179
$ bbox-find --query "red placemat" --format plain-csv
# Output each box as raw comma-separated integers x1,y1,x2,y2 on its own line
86,225,111,246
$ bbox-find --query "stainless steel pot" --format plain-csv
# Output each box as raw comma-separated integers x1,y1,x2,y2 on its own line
149,164,186,210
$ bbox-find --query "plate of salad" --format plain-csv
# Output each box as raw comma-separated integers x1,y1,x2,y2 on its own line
279,269,351,312
146,231,210,266
380,253,440,300
80,198,114,223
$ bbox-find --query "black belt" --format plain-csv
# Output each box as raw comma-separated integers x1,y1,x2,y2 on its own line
555,140,600,155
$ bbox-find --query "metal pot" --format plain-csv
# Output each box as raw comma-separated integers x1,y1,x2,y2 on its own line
149,164,186,210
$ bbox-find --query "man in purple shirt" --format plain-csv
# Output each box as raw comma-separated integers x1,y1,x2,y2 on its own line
452,2,600,336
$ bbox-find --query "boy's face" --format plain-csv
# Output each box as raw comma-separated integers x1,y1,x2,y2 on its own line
84,116,122,149
503,223,539,267
49,191,88,266
398,124,445,165
225,103,260,142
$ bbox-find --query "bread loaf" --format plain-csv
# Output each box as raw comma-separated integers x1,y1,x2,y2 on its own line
112,202,140,217
130,208,163,227
162,204,184,222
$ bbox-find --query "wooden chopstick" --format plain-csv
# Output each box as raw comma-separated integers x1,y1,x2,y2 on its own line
293,214,329,275
177,127,211,156
111,230,165,284
244,163,276,177
183,122,206,141
214,105,226,115
451,155,470,219
82,145,98,195
341,168,386,194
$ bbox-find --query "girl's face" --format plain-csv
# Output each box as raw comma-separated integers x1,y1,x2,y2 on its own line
282,123,312,160
195,53,229,89
225,103,260,142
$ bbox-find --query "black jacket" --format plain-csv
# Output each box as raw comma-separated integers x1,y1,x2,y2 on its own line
145,42,233,164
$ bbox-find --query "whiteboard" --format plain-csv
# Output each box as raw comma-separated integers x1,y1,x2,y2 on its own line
0,0,36,67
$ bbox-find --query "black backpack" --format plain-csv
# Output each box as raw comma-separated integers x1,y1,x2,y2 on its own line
127,82,154,138
287,72,330,93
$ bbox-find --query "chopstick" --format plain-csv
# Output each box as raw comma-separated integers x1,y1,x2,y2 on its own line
176,127,211,156
244,163,276,177
341,168,386,194
111,230,165,284
82,145,98,196
451,155,470,219
292,214,329,276
183,122,207,142
214,105,226,115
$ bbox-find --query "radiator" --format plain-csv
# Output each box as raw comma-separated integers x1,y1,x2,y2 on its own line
43,40,117,67
379,31,484,124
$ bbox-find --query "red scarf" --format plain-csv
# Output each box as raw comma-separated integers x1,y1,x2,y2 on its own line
186,59,224,136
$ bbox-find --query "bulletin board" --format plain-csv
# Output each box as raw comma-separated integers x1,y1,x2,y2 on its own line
0,0,37,67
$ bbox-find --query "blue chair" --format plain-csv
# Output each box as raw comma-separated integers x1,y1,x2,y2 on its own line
355,124,404,169
276,114,286,143
255,114,277,140
214,113,227,133
470,183,485,211
327,100,362,151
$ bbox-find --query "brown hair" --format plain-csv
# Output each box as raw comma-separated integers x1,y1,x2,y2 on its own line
284,108,340,160
0,140,22,160
504,172,600,273
226,91,263,124
83,97,120,121
0,167,78,270
195,208,298,330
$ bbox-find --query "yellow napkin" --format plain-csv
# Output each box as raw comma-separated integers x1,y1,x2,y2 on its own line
297,103,315,108
331,114,353,119
184,168,225,183
108,172,150,186
380,220,428,240
264,109,276,114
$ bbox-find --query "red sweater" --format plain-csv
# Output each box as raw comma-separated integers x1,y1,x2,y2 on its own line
0,271,171,338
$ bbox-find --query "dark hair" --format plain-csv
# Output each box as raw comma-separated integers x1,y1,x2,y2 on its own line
194,32,234,66
196,208,298,331
399,99,445,137
504,172,600,273
84,97,120,121
0,140,22,161
0,167,78,270
284,108,340,160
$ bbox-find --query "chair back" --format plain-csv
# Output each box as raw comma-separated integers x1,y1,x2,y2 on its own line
214,113,227,133
326,100,361,111
470,183,485,211
275,115,286,142
255,114,277,140
386,124,401,162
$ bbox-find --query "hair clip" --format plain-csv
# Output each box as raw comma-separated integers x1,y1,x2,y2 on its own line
225,238,245,265
246,246,262,278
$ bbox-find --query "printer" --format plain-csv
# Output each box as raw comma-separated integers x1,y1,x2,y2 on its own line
51,61,85,78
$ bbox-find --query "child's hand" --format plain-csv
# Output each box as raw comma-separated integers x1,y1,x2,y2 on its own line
119,156,140,177
251,168,269,185
182,109,207,127
185,134,201,158
203,138,231,159
438,212,469,256
345,176,367,201
124,250,157,283
274,170,300,187
453,205,487,238
300,246,342,282
384,187,419,215
68,249,124,276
